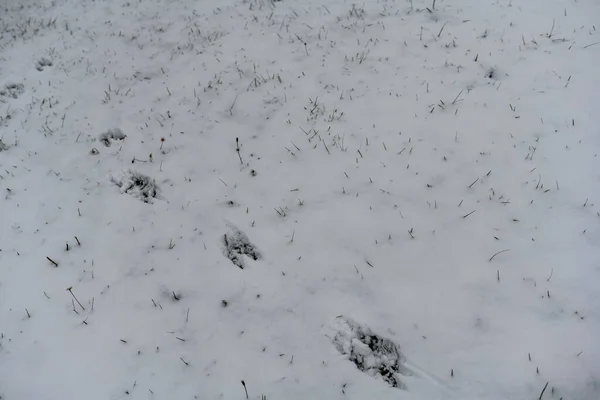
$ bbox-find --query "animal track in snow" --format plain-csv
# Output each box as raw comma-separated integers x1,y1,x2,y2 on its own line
110,170,159,203
222,227,261,269
99,128,127,147
35,57,53,71
0,82,24,99
329,316,412,389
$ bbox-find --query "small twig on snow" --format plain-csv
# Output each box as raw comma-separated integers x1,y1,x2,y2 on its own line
538,382,549,400
489,249,510,262
241,380,249,399
67,287,85,310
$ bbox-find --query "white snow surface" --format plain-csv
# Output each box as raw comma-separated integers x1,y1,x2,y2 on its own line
1,0,600,399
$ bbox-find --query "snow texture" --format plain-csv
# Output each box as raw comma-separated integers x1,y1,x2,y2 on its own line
1,0,600,399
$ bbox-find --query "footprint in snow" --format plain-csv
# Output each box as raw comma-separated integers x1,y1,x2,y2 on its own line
328,316,413,389
35,57,53,71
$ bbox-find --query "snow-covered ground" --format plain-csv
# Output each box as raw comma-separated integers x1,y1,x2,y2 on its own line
1,0,599,398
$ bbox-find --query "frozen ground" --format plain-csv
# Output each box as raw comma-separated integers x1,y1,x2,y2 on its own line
1,0,599,399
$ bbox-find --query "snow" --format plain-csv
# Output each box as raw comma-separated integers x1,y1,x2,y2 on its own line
1,0,599,399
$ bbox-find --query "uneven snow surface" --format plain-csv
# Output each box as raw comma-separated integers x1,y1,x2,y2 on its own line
1,0,599,399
